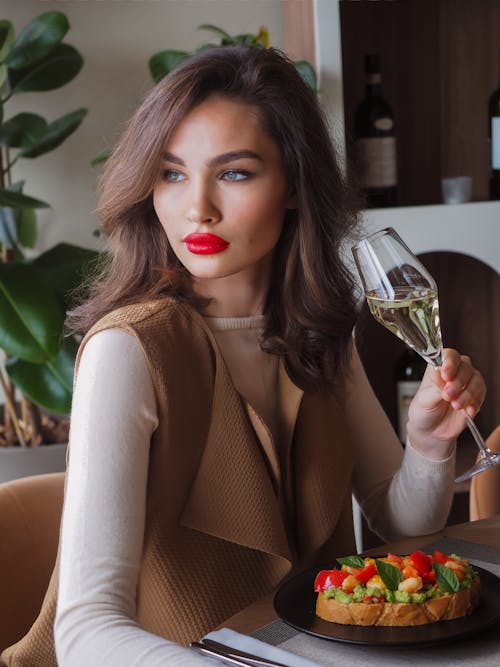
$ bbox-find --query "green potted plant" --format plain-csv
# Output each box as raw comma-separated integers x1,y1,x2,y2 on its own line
0,10,97,472
149,23,317,88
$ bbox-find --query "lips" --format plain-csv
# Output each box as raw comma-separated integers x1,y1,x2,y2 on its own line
183,233,229,255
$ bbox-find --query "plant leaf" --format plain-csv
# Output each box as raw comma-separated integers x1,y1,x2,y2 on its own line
9,43,83,93
5,11,69,71
0,262,65,362
255,26,270,48
0,205,17,247
31,242,99,305
0,63,7,89
433,562,460,593
0,188,49,209
0,112,47,148
20,108,87,158
375,559,403,590
232,33,258,47
293,60,318,92
0,20,14,62
90,148,111,167
17,207,37,247
197,24,233,41
336,555,365,568
148,50,189,82
6,336,78,414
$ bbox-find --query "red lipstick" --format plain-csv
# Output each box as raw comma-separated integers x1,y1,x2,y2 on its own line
184,233,229,255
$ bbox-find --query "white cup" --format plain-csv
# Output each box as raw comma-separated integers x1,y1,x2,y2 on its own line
441,176,472,204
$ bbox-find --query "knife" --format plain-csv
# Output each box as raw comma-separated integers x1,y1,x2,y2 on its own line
190,638,289,667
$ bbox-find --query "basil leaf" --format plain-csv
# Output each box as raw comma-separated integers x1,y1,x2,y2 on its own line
433,562,460,593
375,559,403,590
336,555,365,569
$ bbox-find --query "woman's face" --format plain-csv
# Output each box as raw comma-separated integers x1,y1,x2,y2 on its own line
153,95,295,291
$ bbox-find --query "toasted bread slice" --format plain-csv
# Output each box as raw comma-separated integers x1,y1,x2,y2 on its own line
316,576,480,626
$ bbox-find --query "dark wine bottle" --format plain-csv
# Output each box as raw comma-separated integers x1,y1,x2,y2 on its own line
355,54,398,208
489,48,500,200
394,349,426,445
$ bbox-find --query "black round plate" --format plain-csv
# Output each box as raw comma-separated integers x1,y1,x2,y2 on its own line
273,564,500,647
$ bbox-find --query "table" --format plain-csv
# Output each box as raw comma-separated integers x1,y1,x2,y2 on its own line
224,517,500,666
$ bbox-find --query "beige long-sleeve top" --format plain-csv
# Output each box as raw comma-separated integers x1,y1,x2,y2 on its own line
55,317,455,667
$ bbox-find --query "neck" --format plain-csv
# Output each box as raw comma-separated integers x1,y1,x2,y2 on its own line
193,265,271,318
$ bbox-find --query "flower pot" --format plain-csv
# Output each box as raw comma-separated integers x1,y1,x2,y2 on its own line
0,443,67,484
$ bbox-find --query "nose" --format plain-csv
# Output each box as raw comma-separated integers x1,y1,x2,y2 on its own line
186,180,221,225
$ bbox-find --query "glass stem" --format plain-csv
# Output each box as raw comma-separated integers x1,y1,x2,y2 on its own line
425,355,491,460
461,411,492,459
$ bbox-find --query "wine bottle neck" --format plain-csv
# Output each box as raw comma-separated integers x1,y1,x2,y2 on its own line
365,72,382,96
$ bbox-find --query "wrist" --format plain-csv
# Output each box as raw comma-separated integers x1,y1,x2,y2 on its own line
406,422,456,461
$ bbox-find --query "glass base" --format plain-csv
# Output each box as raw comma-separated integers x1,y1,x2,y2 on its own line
454,451,500,484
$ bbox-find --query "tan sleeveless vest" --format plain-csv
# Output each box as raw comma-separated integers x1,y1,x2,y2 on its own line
1,298,356,666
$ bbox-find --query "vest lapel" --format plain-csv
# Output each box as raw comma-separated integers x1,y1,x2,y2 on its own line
293,392,355,562
180,342,291,565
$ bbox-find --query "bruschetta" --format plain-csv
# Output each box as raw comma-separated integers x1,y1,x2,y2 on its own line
314,550,480,626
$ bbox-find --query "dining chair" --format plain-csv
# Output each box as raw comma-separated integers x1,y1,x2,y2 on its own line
469,425,500,521
0,472,64,652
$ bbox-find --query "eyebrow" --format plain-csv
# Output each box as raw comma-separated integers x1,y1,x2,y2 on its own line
161,149,263,167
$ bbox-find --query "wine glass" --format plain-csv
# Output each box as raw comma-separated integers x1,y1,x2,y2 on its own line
351,226,499,483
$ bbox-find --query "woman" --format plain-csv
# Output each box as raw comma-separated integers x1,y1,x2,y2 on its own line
1,46,485,667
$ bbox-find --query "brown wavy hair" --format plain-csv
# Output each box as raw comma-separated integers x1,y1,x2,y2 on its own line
69,46,361,392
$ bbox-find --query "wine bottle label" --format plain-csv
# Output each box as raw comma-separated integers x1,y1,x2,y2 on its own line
356,136,397,188
396,380,420,443
491,118,500,169
374,118,394,131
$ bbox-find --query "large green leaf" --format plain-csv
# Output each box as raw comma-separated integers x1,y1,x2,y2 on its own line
9,43,83,93
5,11,69,71
0,112,47,147
0,20,14,62
6,336,78,414
17,207,37,248
0,63,7,89
0,188,48,209
148,50,189,82
20,108,87,158
0,262,65,362
31,243,99,309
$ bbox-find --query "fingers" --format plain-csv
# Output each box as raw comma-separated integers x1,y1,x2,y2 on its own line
439,348,486,417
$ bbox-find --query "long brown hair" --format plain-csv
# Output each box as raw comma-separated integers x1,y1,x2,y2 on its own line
69,46,361,392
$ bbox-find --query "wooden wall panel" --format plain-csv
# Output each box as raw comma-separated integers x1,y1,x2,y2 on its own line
283,0,316,66
439,0,500,201
339,0,500,206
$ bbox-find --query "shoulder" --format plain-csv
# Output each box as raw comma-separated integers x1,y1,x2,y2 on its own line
76,298,215,376
89,297,209,338
78,328,150,378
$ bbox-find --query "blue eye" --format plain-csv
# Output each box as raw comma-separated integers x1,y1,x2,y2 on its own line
162,169,185,183
222,170,249,181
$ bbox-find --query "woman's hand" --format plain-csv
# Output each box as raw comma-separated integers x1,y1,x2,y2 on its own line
407,348,486,460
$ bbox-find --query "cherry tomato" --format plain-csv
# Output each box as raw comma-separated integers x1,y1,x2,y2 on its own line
386,553,404,565
354,562,377,583
314,569,349,592
433,550,448,565
409,550,432,575
423,569,436,584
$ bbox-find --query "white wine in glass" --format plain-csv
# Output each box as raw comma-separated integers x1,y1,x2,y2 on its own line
351,227,499,483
